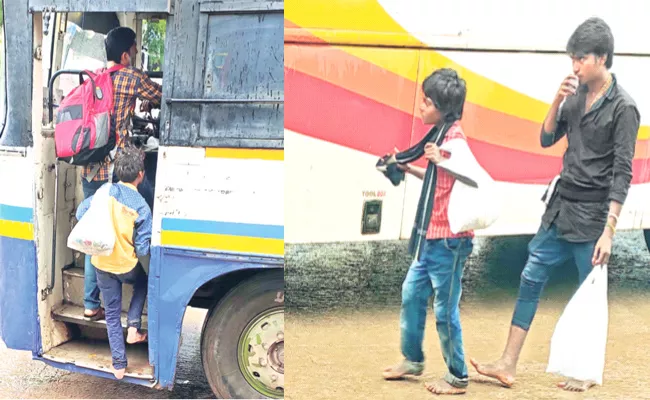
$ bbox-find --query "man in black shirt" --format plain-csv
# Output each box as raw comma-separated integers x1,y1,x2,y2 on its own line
471,17,640,392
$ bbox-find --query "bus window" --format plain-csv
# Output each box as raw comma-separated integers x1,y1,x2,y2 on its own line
204,14,283,101
165,10,283,148
142,19,164,72
57,22,108,98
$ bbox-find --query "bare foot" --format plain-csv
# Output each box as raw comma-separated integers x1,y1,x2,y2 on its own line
83,308,105,321
112,367,125,380
126,327,147,344
469,357,515,388
382,361,423,380
557,379,596,392
424,379,466,395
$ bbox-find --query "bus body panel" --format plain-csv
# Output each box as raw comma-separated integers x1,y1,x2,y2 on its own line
0,151,39,352
284,0,650,245
149,247,282,389
149,145,284,387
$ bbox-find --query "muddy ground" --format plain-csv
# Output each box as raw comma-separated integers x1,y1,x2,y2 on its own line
1,232,648,398
0,307,214,399
286,231,650,399
287,292,650,400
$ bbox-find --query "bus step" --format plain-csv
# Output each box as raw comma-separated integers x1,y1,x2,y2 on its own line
52,304,148,333
42,338,154,380
62,267,148,314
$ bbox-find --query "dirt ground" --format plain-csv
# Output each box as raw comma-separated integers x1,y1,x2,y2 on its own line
286,287,650,400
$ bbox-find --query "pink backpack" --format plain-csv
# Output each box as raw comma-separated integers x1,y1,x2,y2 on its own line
54,64,124,165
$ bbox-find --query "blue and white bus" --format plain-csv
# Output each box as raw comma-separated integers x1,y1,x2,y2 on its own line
0,1,284,398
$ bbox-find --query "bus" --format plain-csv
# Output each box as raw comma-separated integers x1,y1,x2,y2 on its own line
0,0,284,398
284,0,650,288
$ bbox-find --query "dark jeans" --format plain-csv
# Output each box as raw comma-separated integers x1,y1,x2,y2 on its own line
511,223,596,330
400,237,473,387
81,174,153,310
95,263,148,370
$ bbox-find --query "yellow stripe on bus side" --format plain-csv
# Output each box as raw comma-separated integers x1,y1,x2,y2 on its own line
0,220,34,241
205,148,284,161
161,231,284,256
285,0,423,46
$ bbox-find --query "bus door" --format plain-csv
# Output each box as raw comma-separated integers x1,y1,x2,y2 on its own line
19,0,169,387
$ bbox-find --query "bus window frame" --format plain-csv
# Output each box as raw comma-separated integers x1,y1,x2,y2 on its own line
0,0,33,147
162,0,284,149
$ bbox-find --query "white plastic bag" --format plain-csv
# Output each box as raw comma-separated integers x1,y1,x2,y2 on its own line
437,138,501,234
67,183,115,256
546,264,609,385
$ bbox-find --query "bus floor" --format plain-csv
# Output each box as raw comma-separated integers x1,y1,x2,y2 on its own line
42,326,154,380
43,338,153,379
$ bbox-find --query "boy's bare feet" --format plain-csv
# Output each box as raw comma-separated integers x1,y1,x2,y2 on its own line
470,357,515,388
112,366,125,380
382,360,424,380
126,327,147,344
83,308,105,321
424,379,466,395
558,379,596,392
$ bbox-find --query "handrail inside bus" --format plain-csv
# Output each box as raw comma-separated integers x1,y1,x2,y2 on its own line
48,69,164,123
47,69,84,124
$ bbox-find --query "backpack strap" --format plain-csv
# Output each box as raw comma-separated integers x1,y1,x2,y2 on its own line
86,64,126,182
106,64,125,74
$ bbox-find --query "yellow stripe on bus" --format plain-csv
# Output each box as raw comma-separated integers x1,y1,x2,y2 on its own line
0,220,34,241
287,0,650,135
161,231,284,256
640,126,650,141
205,148,284,161
285,0,422,47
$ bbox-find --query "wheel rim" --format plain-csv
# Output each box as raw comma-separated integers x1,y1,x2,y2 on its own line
237,307,284,398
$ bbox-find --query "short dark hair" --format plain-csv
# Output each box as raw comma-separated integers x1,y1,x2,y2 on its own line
566,17,614,69
422,68,466,123
115,145,145,183
105,27,136,64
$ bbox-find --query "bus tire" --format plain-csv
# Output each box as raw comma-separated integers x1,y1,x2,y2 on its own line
201,270,284,399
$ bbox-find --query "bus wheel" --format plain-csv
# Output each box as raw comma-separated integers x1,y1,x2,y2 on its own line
201,270,284,399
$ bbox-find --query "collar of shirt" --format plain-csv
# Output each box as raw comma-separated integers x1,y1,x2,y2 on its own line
576,73,618,116
119,181,138,191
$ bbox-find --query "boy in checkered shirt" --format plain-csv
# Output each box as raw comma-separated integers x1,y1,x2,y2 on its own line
382,69,474,395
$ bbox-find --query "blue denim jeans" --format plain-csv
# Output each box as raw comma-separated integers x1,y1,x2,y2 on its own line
512,223,596,330
400,237,473,385
95,263,148,370
81,174,153,310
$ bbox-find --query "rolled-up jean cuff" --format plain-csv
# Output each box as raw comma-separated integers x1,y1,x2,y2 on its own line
113,361,127,370
511,317,531,331
403,360,425,373
127,320,141,330
444,372,469,389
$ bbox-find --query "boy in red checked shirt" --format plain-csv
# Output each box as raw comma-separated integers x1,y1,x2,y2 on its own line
381,68,474,395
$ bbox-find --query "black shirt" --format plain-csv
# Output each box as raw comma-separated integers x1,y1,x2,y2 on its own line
540,74,641,242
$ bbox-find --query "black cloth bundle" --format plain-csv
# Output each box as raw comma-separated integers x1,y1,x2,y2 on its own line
376,122,453,260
